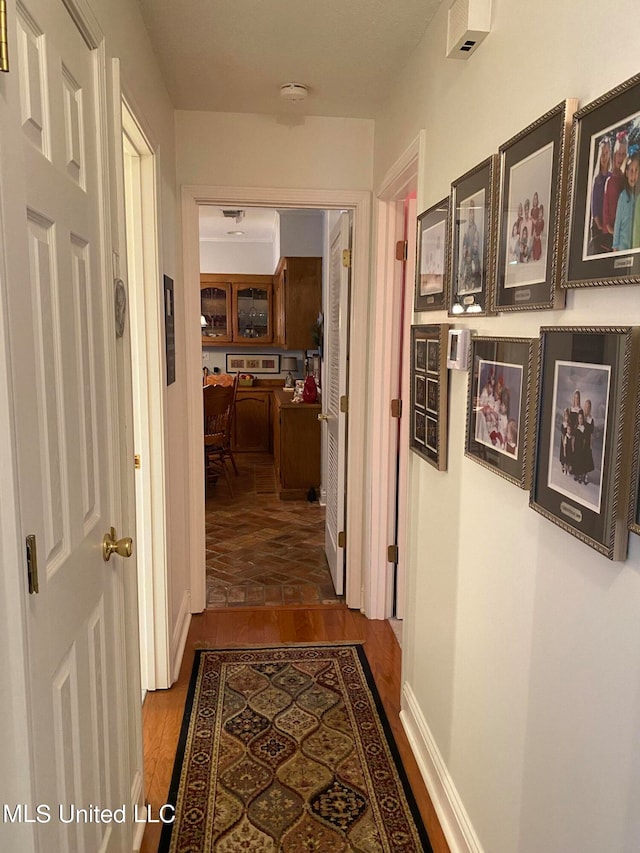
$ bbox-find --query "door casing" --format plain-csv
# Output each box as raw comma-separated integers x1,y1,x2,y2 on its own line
181,185,370,613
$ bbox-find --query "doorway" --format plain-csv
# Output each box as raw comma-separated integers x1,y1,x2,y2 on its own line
199,205,347,607
368,136,420,621
182,186,371,614
121,99,170,691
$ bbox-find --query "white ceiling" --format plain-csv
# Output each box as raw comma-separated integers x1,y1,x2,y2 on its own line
199,207,279,243
136,0,443,119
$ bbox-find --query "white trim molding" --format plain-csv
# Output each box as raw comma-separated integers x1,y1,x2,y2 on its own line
367,136,420,619
171,590,192,685
181,185,371,613
401,682,485,853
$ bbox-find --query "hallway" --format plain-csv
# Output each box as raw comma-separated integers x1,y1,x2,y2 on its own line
205,453,342,608
140,607,450,853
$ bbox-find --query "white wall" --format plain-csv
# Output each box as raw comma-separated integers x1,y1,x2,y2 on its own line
279,209,324,256
200,240,276,273
176,111,374,190
373,1,640,852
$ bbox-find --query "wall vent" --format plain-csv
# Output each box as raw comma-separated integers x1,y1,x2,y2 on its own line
446,0,491,59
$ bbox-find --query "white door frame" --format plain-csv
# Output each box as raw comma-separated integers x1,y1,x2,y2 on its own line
181,185,370,612
119,94,171,692
367,135,421,620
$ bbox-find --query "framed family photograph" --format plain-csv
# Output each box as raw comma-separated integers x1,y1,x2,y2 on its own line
449,156,497,316
530,327,640,560
415,198,449,311
563,73,640,288
410,324,450,470
494,100,576,311
465,337,538,489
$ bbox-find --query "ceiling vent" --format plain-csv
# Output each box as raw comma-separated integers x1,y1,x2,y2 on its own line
222,209,245,223
446,0,491,59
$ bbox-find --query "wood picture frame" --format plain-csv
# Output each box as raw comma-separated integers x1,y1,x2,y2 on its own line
448,155,497,317
410,324,450,470
465,336,538,489
494,100,576,312
563,72,640,288
530,326,639,560
225,354,281,374
415,197,449,312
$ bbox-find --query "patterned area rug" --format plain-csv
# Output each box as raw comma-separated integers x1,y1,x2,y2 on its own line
159,645,432,852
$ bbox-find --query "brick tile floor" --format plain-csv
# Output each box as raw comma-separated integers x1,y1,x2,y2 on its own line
205,453,343,608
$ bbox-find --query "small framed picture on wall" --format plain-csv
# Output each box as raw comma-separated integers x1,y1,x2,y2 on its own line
410,324,450,470
415,197,449,312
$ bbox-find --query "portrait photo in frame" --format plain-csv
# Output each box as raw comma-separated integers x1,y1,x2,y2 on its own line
449,156,497,316
564,73,640,288
410,324,450,470
530,327,640,560
494,100,576,311
465,337,538,489
415,197,449,311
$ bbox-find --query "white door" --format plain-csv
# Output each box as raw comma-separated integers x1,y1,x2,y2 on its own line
323,213,351,595
2,1,133,850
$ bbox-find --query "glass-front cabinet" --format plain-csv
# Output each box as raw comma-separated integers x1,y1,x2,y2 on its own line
201,274,273,345
233,284,272,342
201,280,232,344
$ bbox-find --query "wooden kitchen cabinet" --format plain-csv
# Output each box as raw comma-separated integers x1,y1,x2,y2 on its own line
272,389,321,499
201,274,273,345
233,388,272,452
273,257,322,351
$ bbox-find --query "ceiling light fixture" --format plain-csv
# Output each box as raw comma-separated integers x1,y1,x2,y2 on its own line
227,230,245,236
279,83,308,103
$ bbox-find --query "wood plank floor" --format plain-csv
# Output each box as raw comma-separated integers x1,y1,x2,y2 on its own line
140,605,450,853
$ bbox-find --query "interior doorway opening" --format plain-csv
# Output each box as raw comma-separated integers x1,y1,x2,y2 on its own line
181,186,371,616
197,205,350,607
121,100,170,692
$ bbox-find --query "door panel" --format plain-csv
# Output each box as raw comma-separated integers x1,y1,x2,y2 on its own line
4,0,130,850
324,213,350,595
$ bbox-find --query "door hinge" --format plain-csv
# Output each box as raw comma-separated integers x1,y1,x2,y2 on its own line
338,530,346,549
391,398,402,418
387,544,398,563
26,534,39,594
340,395,348,414
134,454,141,469
0,0,9,73
395,240,408,261
342,249,351,268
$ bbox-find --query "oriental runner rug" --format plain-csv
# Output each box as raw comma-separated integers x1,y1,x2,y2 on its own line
159,645,433,852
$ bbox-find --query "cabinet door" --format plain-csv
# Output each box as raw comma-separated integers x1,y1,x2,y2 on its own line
276,257,322,351
201,280,232,344
233,283,273,343
234,392,271,452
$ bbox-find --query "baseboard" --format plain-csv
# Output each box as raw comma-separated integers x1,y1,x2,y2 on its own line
400,682,484,853
171,590,192,685
130,770,145,852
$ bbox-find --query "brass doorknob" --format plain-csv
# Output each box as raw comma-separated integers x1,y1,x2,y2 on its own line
102,527,133,562
317,413,329,421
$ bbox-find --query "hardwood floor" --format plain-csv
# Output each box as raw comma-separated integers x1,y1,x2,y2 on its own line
140,606,450,853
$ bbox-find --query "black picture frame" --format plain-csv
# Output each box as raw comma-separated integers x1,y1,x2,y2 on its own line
563,73,640,288
530,326,639,560
448,155,497,317
164,275,175,386
494,100,576,311
410,324,450,470
415,197,449,312
465,336,538,489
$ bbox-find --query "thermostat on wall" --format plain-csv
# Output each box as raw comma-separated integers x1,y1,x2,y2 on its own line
447,329,470,370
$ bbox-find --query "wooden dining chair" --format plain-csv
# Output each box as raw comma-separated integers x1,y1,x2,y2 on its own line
203,377,238,493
